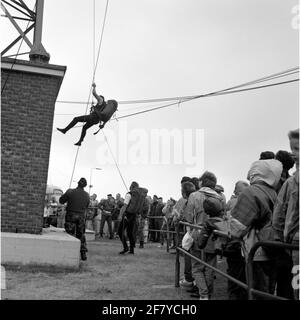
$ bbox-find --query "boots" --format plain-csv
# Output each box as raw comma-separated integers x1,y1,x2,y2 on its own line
81,251,87,261
57,128,67,134
74,141,82,146
139,241,144,248
129,247,134,254
119,248,129,255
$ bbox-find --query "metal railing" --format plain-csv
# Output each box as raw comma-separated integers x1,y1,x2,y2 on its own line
174,221,299,300
247,241,299,300
147,216,172,252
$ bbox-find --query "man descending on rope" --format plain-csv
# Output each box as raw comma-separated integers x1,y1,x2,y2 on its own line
57,83,118,146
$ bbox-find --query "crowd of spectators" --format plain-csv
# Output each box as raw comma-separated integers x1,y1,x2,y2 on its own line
176,128,299,300
43,128,299,300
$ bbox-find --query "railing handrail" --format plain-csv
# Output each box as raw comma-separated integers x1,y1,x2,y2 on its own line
246,240,299,300
176,246,248,290
179,221,203,230
173,221,299,300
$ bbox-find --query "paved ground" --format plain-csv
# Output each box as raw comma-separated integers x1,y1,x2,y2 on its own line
1,238,227,300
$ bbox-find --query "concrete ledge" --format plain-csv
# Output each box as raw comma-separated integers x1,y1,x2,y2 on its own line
1,57,66,77
47,226,95,241
1,228,80,269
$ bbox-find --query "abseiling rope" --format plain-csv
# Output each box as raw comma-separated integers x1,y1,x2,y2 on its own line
115,77,299,121
59,67,298,127
102,130,129,192
69,0,110,188
56,67,299,106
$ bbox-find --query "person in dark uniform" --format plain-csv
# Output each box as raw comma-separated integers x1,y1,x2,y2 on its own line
118,182,148,255
148,195,158,242
112,193,124,238
59,178,90,260
153,197,164,243
57,83,118,146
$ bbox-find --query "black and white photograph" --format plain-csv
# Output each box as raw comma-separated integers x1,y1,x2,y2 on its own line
0,0,299,312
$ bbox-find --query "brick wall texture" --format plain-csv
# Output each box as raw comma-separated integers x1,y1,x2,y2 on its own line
1,59,65,234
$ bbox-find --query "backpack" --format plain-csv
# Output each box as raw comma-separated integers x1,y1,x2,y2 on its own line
250,184,278,258
99,100,118,122
126,187,148,215
210,217,235,258
200,191,231,256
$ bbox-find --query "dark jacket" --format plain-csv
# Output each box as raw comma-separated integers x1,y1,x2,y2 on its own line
112,199,124,220
149,201,158,216
99,199,115,216
154,203,164,216
92,101,106,120
59,187,90,214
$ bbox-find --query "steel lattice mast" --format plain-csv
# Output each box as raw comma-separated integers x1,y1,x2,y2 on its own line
1,0,50,62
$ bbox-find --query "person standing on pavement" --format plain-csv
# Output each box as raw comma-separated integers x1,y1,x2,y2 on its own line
59,178,90,261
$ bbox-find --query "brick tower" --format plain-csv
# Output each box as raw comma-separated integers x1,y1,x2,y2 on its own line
1,58,66,234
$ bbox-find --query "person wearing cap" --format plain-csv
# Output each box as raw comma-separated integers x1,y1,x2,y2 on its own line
59,178,90,261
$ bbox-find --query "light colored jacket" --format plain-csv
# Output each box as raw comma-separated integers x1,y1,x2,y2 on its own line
226,195,238,213
184,187,221,225
171,197,187,222
273,170,299,244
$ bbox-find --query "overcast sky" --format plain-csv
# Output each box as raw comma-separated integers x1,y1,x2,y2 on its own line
2,0,299,201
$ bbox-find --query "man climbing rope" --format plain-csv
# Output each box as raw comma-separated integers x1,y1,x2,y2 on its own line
57,83,118,146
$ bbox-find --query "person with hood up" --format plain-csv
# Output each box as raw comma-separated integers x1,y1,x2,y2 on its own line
230,159,283,298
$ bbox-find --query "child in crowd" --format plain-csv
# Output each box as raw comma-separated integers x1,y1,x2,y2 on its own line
192,196,225,300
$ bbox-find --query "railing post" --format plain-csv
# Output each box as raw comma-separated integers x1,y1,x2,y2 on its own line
166,218,170,253
240,241,253,300
175,222,180,287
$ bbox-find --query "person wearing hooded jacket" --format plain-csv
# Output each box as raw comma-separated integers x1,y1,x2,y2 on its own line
230,159,283,298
